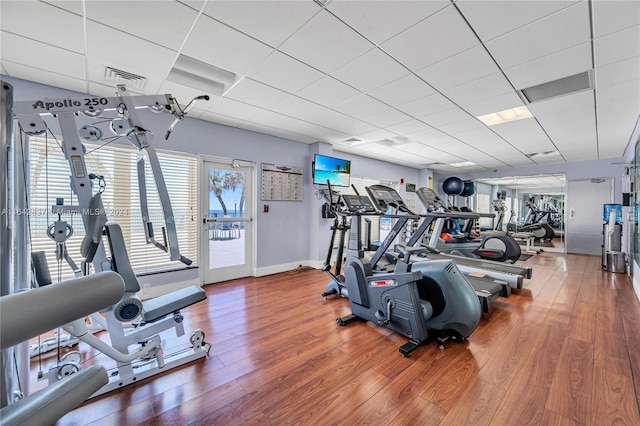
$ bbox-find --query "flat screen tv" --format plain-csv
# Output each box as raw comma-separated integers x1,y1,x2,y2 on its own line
313,154,351,187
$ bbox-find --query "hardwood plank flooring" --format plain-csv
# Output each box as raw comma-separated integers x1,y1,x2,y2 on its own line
33,253,640,425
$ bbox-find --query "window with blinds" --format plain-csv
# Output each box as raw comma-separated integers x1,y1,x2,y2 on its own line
29,136,198,283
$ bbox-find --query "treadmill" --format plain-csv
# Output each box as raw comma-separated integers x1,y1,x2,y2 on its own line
361,185,510,314
411,187,532,288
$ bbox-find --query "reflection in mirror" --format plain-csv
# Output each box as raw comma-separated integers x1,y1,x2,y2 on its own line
473,174,566,253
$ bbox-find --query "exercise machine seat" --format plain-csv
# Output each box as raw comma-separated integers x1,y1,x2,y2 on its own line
103,222,206,322
0,365,108,426
142,286,206,323
0,272,125,348
0,272,125,425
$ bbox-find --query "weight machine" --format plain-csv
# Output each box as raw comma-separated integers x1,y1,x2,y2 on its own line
11,85,211,397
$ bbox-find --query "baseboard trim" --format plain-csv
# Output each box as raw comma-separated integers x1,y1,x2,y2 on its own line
255,260,321,277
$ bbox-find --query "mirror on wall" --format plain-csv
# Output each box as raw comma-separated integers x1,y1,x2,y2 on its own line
472,174,566,253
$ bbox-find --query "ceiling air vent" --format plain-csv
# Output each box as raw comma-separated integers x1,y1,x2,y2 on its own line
517,70,593,104
105,67,147,90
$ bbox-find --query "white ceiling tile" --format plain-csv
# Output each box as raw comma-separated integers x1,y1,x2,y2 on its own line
489,119,556,154
594,25,640,67
485,1,591,69
504,42,592,90
530,92,597,151
597,80,640,105
454,127,506,148
248,51,324,93
1,32,86,80
86,22,176,94
382,5,479,71
307,109,376,135
2,61,87,94
182,15,273,75
456,0,579,41
361,108,413,127
444,73,514,106
438,118,485,135
369,74,436,106
270,95,326,119
385,120,432,136
593,0,640,38
197,115,242,130
397,92,457,118
224,78,290,109
202,1,320,47
417,45,500,91
462,92,524,117
420,108,472,128
86,1,198,51
1,1,85,53
278,10,373,73
328,0,449,44
206,97,265,122
296,76,361,108
596,56,640,89
267,128,317,144
41,1,84,15
282,120,350,142
405,128,444,143
331,48,410,92
333,95,389,119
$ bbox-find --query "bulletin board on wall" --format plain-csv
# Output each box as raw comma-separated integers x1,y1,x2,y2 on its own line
261,163,303,201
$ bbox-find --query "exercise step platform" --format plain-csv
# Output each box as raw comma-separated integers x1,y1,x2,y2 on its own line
142,286,206,323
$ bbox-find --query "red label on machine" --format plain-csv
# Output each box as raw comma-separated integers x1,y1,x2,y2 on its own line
371,280,395,286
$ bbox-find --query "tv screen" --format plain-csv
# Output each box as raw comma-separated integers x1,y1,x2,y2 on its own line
313,154,351,187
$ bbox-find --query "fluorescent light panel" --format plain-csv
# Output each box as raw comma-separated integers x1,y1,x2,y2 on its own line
477,106,532,126
450,161,475,167
167,54,237,96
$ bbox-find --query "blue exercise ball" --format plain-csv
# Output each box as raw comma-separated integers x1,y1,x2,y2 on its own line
460,181,475,197
442,177,464,195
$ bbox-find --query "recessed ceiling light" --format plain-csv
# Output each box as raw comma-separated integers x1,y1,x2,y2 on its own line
449,161,476,167
477,106,533,126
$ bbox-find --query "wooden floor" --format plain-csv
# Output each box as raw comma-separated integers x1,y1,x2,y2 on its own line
45,252,640,425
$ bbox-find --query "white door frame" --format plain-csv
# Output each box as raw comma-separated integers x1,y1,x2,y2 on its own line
198,155,255,284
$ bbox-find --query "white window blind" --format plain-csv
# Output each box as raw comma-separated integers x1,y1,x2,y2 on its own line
28,136,198,283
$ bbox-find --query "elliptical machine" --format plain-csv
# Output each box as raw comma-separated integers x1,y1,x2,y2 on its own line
335,188,481,356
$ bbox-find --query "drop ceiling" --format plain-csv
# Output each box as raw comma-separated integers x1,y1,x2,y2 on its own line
1,0,638,173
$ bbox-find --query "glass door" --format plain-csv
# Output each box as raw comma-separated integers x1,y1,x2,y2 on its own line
201,159,253,284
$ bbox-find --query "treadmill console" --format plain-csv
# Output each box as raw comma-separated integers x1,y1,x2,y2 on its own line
416,187,448,212
341,194,376,213
366,184,406,211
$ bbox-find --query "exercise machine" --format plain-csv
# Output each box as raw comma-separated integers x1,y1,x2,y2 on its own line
413,187,532,289
364,185,513,313
13,85,211,396
319,185,379,298
507,199,556,241
416,187,522,263
336,208,482,355
0,272,125,425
